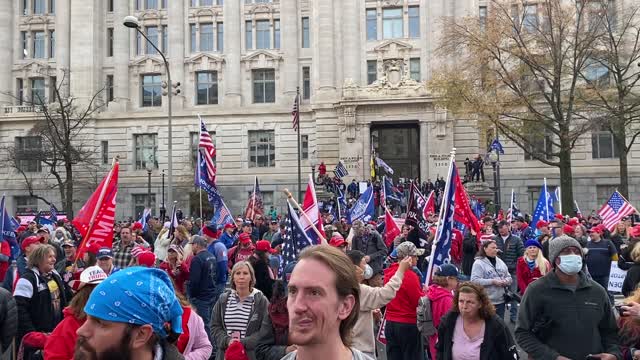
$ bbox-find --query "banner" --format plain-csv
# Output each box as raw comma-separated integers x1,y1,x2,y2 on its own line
608,261,627,293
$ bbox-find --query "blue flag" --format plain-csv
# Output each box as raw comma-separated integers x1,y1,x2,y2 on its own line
281,203,313,270
336,186,347,219
489,138,505,154
529,183,556,226
138,208,151,232
0,196,19,260
384,177,401,202
211,194,234,228
49,204,58,222
348,186,375,224
35,211,55,226
431,162,458,267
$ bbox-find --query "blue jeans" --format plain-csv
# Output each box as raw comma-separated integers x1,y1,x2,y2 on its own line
508,273,518,321
495,303,506,319
191,297,215,341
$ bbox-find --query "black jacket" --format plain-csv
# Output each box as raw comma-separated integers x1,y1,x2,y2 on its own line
622,263,640,297
435,311,519,360
250,257,274,300
0,287,16,353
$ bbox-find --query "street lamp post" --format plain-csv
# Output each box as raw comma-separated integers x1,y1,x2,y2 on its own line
488,151,501,213
160,169,166,220
146,168,152,209
124,15,176,211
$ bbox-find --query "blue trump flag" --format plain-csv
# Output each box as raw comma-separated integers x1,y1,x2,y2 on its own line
430,161,458,269
49,204,58,222
384,177,401,202
489,138,505,154
348,186,375,224
529,181,556,227
138,208,151,232
211,195,234,228
0,196,18,260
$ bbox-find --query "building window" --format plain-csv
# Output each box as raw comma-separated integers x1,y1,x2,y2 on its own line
200,23,213,52
527,187,542,214
597,184,618,206
302,17,310,48
252,69,275,103
136,30,143,55
22,0,28,15
196,71,218,105
190,131,216,167
585,58,610,88
409,58,420,81
145,0,157,9
217,22,224,51
146,26,159,55
301,134,309,160
383,8,403,39
162,25,168,55
101,141,109,164
523,4,538,32
108,0,114,12
31,78,45,105
106,75,114,103
479,6,488,31
367,60,377,85
161,0,166,9
245,21,253,49
249,130,275,167
33,31,45,59
49,30,55,58
302,66,311,100
107,28,114,57
33,0,45,14
15,136,42,173
21,32,27,59
15,196,38,214
133,194,156,218
49,0,55,13
592,126,619,159
274,20,280,49
256,20,270,49
141,74,162,107
134,134,158,169
366,9,377,41
190,24,197,53
408,6,420,38
50,76,57,102
17,78,24,105
524,132,552,160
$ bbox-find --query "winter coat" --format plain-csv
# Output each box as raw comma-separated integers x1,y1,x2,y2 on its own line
516,256,549,295
44,307,83,360
462,232,479,276
471,256,512,305
494,233,524,273
210,289,271,360
154,231,172,262
250,256,274,300
383,262,423,324
351,231,388,273
159,261,190,295
436,312,519,360
622,263,640,297
426,284,454,359
0,287,16,353
180,307,213,360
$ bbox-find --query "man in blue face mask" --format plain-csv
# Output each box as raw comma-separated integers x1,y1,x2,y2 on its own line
515,235,621,360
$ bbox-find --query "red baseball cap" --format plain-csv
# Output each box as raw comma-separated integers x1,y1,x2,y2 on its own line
136,251,156,267
224,223,235,230
238,233,252,245
132,222,143,231
536,220,549,229
563,225,574,234
255,240,275,253
329,237,346,248
590,225,605,235
21,236,45,252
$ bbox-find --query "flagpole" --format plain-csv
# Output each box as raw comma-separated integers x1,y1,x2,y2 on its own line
557,186,562,215
544,177,549,220
296,87,302,204
283,188,327,244
0,195,5,244
198,150,203,224
426,148,456,286
508,189,514,222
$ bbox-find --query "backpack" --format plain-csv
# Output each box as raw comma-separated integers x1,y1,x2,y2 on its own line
416,295,436,337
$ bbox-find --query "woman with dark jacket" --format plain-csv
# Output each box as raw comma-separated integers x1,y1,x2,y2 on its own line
622,242,640,297
250,241,276,300
462,230,479,276
436,282,518,360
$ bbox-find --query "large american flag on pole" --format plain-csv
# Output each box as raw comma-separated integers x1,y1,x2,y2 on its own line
198,115,216,185
598,190,637,231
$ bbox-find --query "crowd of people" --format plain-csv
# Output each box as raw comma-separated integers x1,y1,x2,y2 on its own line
2,183,640,360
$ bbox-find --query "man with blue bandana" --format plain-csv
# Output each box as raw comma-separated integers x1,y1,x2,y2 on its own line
73,267,184,360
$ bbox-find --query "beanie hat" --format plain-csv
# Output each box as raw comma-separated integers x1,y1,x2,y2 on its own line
202,225,218,238
524,239,542,250
563,224,574,235
548,235,582,265
225,341,250,360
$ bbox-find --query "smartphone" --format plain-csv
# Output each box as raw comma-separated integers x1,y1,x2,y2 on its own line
232,331,240,341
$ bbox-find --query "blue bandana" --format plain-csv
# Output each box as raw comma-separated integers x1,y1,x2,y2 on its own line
84,266,183,338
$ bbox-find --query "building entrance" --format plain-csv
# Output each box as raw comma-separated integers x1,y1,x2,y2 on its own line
371,123,420,181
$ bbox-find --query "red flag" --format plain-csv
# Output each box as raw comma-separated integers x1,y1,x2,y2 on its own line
384,208,401,247
425,191,436,215
299,175,326,244
453,168,481,235
74,162,119,260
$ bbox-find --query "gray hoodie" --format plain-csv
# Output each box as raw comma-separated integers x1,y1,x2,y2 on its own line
470,256,512,305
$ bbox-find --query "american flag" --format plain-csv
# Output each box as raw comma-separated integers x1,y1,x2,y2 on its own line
198,116,216,185
49,204,58,222
598,190,637,231
281,203,313,270
212,195,234,227
333,161,349,179
292,93,300,131
244,176,264,221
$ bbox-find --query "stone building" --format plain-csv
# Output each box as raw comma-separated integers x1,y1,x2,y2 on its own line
0,0,638,219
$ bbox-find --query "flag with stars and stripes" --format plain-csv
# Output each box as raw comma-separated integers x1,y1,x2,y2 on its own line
211,195,234,228
138,208,151,232
281,203,313,270
49,204,58,222
431,161,458,268
333,161,349,179
198,115,217,185
598,190,637,231
292,93,300,131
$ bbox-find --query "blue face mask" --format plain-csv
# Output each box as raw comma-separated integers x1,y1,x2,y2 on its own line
557,254,582,275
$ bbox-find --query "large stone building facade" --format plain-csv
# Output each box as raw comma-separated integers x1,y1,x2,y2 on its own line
0,0,638,218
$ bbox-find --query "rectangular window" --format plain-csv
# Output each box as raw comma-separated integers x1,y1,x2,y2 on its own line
133,194,156,218
585,58,610,88
108,0,114,12
190,24,197,53
366,9,377,41
245,21,253,49
141,74,162,107
135,0,140,10
145,0,157,9
383,8,403,39
31,78,45,105
161,0,166,9
136,31,143,55
101,141,109,164
410,58,420,81
196,71,218,105
256,20,270,49
217,22,224,51
302,17,310,48
479,6,488,31
592,128,619,159
21,31,27,58
367,60,377,85
106,75,114,103
191,0,197,6
190,131,216,167
249,130,275,167
408,6,420,38
301,134,309,160
33,0,45,14
50,76,57,102
524,132,552,160
17,78,24,105
302,66,311,100
15,196,38,213
146,26,158,55
33,31,45,58
201,0,213,5
252,69,275,103
22,0,28,15
200,23,213,52
107,28,114,57
49,30,55,58
15,136,42,173
134,134,158,169
523,4,538,32
162,25,168,54
49,0,55,13
274,20,280,49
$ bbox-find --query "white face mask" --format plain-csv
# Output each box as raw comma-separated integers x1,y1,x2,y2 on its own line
363,264,373,280
557,254,582,275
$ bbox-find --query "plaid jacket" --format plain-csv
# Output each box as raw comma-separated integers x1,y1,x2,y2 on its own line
112,241,134,269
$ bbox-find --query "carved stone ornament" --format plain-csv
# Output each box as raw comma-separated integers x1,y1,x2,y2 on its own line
433,107,448,139
185,53,226,74
382,0,403,7
339,105,358,142
129,56,166,75
240,50,282,80
369,58,422,91
248,3,274,14
21,15,52,26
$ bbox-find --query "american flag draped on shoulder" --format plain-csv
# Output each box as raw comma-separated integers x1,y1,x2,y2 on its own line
598,190,637,231
281,202,313,270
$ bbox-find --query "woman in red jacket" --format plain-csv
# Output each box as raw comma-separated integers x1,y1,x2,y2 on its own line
426,264,461,360
159,245,190,295
43,266,107,360
516,239,550,295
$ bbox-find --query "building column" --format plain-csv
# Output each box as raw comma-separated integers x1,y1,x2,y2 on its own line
362,123,371,181
168,0,184,110
420,121,429,182
223,0,241,106
112,0,130,110
312,0,336,102
342,0,360,85
281,0,299,100
0,2,14,105
69,1,100,102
